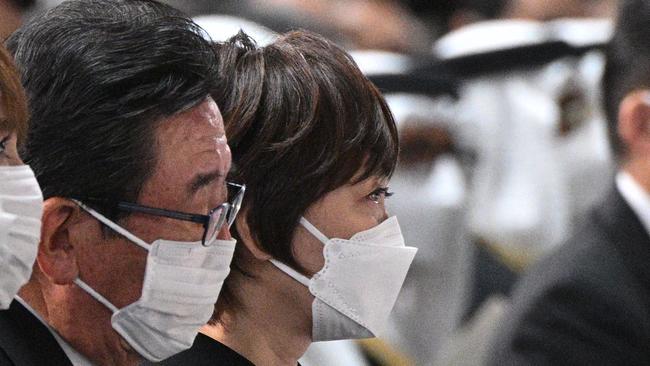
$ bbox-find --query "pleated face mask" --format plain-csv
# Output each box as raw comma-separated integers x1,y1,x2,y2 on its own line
271,216,417,342
0,165,43,310
73,201,236,362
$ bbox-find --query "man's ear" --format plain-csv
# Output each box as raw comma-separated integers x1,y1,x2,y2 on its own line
37,198,84,285
234,209,272,261
618,90,650,153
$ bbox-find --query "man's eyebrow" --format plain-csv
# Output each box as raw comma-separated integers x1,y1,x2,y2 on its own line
187,170,225,196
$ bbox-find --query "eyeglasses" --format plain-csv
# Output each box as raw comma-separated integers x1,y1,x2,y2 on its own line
80,182,245,246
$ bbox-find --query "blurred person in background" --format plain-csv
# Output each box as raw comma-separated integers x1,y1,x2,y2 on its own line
433,0,616,280
155,30,417,366
503,0,617,20
0,44,43,314
2,0,239,364
487,0,650,364
347,63,472,365
446,0,617,30
382,93,474,366
259,0,431,53
424,2,617,364
161,0,432,54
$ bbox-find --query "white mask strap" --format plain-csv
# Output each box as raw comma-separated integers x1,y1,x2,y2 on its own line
299,217,330,245
269,259,311,287
73,278,119,313
72,199,150,251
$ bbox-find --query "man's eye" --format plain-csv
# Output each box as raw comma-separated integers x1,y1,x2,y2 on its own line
368,187,394,203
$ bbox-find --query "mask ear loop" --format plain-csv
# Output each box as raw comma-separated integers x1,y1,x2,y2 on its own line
299,217,330,245
70,199,151,313
71,199,150,251
73,278,119,313
267,217,330,287
268,259,312,287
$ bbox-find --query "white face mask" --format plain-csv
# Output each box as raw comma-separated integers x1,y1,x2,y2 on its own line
0,165,43,310
73,201,236,362
270,216,417,342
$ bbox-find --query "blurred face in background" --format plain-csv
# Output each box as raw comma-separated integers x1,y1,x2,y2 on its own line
450,0,619,30
504,0,619,20
250,0,429,52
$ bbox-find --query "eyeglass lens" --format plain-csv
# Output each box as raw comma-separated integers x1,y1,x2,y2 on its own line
204,206,227,245
227,185,245,227
203,183,245,245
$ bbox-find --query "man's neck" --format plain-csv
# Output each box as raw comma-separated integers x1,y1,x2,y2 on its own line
18,278,49,320
17,278,98,366
19,271,140,366
201,268,312,366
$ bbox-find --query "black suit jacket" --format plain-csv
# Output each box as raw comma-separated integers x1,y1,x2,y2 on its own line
147,333,255,366
0,300,72,366
488,188,650,366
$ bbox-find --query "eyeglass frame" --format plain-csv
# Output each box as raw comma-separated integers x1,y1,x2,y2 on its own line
76,182,245,246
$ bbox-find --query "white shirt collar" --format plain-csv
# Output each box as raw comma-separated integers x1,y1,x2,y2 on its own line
14,296,95,366
616,171,650,236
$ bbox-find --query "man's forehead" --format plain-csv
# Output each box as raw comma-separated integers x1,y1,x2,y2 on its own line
150,98,229,184
139,98,230,208
156,98,225,146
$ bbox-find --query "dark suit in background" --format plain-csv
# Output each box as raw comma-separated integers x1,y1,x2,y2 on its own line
487,188,650,366
0,300,71,366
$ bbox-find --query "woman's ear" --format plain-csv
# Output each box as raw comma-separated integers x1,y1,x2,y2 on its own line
234,209,272,261
37,198,83,285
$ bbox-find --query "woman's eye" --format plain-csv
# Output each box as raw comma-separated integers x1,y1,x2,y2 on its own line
0,135,8,154
368,187,394,203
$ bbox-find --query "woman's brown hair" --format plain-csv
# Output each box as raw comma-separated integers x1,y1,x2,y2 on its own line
211,30,399,321
0,44,28,146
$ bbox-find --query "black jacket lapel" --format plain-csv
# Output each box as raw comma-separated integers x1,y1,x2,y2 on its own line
0,300,72,366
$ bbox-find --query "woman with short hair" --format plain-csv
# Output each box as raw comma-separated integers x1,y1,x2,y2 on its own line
158,30,417,366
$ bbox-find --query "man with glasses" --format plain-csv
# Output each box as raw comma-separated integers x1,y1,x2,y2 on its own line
76,182,245,247
0,1,243,365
